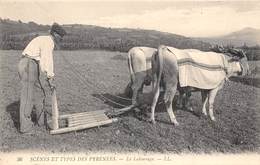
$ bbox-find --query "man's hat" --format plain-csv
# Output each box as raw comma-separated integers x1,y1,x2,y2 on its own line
50,23,67,37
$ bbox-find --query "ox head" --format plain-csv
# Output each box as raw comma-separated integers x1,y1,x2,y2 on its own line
239,53,250,76
231,49,250,76
226,48,250,76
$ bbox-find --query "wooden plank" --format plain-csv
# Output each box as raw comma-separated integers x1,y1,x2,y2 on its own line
59,110,107,119
68,116,108,124
50,118,118,135
67,114,108,126
51,89,59,130
49,104,134,133
48,111,108,129
68,113,107,120
68,115,108,123
68,115,109,127
68,118,109,127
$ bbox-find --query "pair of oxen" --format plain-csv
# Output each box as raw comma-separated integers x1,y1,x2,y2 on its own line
125,46,250,125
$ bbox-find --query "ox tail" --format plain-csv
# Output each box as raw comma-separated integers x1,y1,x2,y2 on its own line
155,45,165,89
151,45,164,112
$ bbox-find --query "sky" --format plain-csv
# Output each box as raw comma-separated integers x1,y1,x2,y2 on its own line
0,0,260,37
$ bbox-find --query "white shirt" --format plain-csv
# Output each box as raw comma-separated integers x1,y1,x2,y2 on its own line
22,35,55,78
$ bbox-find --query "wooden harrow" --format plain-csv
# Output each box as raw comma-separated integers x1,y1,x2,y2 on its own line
48,89,135,135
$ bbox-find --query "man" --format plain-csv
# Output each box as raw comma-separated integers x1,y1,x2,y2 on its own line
18,23,66,134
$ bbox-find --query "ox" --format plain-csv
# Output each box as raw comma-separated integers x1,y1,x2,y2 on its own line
150,45,249,125
125,47,157,106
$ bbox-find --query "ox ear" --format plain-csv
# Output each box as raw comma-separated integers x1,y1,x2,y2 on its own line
231,48,247,59
228,56,240,62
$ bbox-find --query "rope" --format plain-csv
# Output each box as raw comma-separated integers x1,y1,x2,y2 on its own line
69,55,132,101
60,53,130,108
61,54,127,107
64,54,131,101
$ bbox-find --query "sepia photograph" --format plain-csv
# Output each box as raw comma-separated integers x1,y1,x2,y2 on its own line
0,0,259,164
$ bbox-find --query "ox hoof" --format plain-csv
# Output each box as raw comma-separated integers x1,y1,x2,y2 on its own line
172,121,179,126
202,111,207,116
186,107,193,112
134,107,141,113
210,116,216,121
149,118,156,124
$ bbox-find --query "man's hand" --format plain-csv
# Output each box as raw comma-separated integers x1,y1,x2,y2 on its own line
47,77,55,92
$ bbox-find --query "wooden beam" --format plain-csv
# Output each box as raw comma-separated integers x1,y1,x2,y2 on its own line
110,105,135,116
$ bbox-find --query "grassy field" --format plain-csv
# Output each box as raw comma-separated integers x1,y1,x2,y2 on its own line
0,50,260,153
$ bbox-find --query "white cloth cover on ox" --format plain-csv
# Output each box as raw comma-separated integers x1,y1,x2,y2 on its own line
167,47,229,89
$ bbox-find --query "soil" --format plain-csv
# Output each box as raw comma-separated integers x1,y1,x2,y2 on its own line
0,50,260,153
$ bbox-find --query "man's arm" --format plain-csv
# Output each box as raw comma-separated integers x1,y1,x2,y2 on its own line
40,39,55,90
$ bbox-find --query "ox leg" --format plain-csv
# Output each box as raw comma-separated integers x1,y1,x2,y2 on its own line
165,85,179,125
124,82,133,98
177,87,193,111
151,73,157,90
177,90,184,109
131,76,144,106
201,90,208,116
150,81,160,124
208,87,219,121
183,91,193,111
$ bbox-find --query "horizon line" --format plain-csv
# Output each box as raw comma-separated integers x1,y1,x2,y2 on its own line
1,17,259,38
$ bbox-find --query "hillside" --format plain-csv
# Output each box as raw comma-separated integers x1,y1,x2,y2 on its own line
0,18,211,52
195,27,260,47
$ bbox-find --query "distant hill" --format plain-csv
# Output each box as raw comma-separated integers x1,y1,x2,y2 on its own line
195,27,260,47
0,18,211,52
1,18,259,60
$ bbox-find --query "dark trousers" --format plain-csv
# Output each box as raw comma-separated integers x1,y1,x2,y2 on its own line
18,57,45,133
